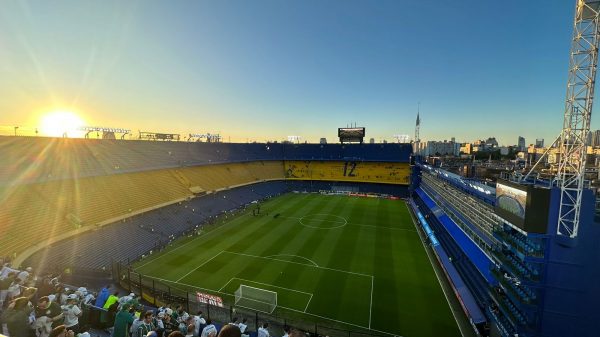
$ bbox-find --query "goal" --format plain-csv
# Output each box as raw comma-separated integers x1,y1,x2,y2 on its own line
234,285,278,313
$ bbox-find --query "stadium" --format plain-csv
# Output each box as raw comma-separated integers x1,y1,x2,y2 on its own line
3,1,600,337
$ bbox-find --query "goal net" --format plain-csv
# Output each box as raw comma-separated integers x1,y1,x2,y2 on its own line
234,285,277,313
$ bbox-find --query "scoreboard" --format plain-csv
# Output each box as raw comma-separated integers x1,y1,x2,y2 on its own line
338,127,365,144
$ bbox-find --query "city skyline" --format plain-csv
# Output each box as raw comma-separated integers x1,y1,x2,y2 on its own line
0,0,596,144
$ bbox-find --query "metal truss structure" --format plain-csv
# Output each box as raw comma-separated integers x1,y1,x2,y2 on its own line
557,0,600,238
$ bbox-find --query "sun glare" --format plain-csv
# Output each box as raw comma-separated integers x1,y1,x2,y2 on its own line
39,111,85,137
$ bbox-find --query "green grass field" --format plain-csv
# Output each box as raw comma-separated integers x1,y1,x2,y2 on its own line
133,193,461,337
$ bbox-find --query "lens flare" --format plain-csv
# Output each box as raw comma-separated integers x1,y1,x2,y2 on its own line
39,111,85,137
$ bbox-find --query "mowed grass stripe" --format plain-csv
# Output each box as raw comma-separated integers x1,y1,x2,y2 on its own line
270,196,353,316
133,194,461,337
287,196,368,325
137,194,308,278
179,194,316,286
314,196,371,326
371,199,402,330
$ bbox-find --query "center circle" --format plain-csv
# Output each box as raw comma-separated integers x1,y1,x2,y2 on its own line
299,214,348,229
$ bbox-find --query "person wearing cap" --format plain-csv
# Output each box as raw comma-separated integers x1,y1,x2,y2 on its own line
162,310,178,336
62,294,82,333
155,311,166,335
113,303,135,337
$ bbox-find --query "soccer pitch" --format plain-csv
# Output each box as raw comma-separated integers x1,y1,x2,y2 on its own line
133,193,461,337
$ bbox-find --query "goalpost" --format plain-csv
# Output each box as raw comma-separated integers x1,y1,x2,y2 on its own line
234,285,278,313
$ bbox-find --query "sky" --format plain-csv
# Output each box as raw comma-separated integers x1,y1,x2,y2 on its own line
0,0,588,144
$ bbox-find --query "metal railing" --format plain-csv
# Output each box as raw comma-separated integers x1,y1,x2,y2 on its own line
112,261,394,337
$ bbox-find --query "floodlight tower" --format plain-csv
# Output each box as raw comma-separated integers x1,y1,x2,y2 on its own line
557,0,600,238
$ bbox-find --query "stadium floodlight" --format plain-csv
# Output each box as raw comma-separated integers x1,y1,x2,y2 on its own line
287,135,301,144
206,133,221,142
393,134,410,143
79,126,131,139
234,285,277,313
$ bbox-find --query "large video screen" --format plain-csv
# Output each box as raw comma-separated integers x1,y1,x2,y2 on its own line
496,183,527,219
338,127,365,138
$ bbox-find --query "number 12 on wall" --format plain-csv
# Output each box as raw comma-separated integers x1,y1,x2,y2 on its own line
343,161,357,177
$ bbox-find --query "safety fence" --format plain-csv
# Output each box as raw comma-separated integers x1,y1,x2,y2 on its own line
112,261,394,337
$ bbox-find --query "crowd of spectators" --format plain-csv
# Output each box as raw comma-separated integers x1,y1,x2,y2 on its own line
0,262,305,337
0,262,94,337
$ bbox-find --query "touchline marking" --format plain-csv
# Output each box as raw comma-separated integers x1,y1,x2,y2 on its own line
222,250,372,278
369,275,374,329
410,208,466,337
264,254,319,267
176,251,223,282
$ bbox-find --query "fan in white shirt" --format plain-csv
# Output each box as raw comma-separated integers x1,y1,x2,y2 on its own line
193,310,207,336
257,323,270,337
201,319,217,337
238,318,248,335
62,294,82,330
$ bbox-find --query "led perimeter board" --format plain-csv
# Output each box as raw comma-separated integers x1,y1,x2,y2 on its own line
338,127,365,144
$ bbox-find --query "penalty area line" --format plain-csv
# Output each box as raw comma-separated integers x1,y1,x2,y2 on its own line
138,274,398,337
222,250,372,278
304,294,313,313
176,251,223,282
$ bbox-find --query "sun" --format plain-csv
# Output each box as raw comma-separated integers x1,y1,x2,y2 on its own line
39,111,86,137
